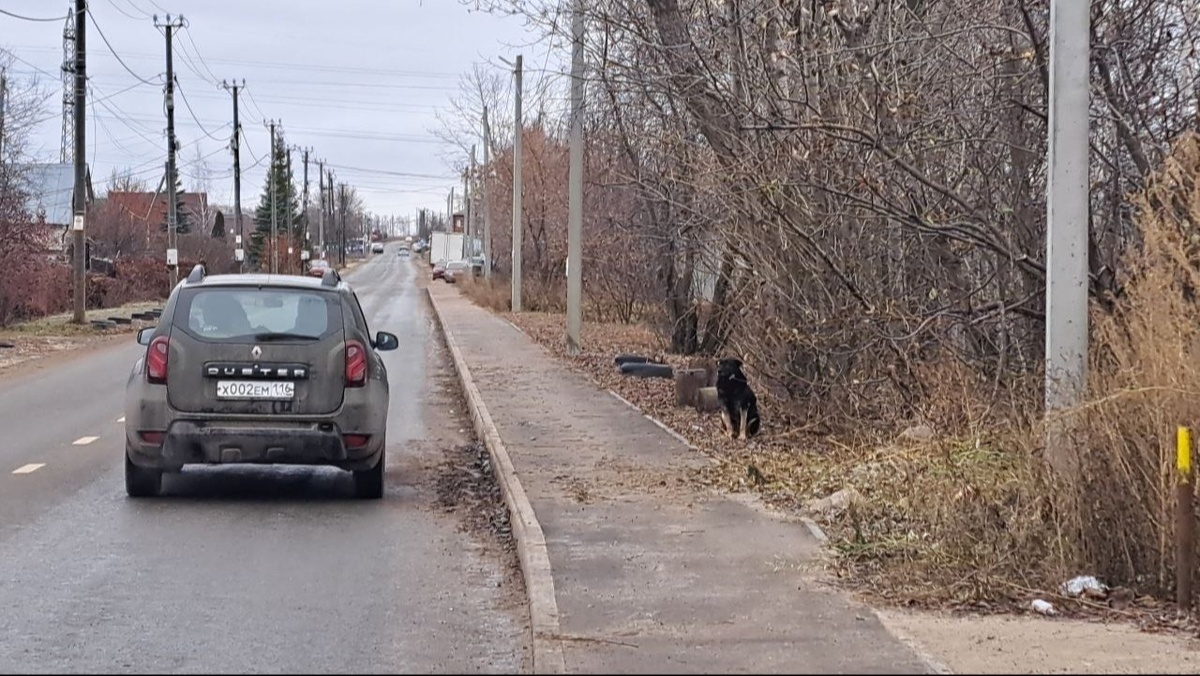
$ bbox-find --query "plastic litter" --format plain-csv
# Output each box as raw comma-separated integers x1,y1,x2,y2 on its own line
1061,575,1107,598
1031,599,1057,615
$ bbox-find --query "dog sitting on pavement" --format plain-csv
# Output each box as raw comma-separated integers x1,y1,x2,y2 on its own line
715,357,761,440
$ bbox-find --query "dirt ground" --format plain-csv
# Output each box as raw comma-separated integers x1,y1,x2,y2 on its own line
879,609,1200,674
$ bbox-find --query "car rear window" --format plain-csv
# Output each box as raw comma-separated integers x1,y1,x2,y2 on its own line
174,287,340,343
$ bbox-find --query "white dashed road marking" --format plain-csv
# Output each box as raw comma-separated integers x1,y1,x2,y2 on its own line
117,416,125,423
12,463,45,475
73,436,99,446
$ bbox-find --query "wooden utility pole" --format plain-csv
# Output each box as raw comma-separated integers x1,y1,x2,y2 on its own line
221,79,245,269
1178,426,1195,611
284,146,293,274
156,13,184,289
71,0,87,324
300,147,310,268
317,159,325,258
464,151,472,251
266,120,278,274
0,68,8,162
339,183,348,268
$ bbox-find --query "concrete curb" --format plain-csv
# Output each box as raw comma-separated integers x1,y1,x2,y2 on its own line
426,288,567,675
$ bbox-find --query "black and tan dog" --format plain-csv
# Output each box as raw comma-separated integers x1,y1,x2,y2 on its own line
715,357,761,440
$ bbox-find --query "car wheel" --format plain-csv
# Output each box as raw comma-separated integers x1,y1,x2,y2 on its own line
125,450,163,498
353,448,385,500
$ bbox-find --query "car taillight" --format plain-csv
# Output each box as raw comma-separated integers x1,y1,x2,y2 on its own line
147,336,169,384
345,340,367,387
139,430,165,446
343,433,370,449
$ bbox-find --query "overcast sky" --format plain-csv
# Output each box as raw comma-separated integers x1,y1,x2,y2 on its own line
1,0,553,221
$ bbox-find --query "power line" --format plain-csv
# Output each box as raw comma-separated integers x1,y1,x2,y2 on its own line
86,6,161,86
0,8,68,22
104,0,144,20
179,88,439,114
2,44,458,79
181,25,221,84
324,163,455,181
243,88,268,123
175,80,226,141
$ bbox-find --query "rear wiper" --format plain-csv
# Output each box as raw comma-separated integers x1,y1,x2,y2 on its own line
252,332,319,342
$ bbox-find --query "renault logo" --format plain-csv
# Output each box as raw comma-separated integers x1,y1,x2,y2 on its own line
251,345,263,360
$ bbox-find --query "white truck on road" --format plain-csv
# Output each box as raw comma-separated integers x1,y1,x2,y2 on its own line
429,232,465,263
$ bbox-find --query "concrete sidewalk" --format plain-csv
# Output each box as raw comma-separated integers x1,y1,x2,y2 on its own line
427,284,936,675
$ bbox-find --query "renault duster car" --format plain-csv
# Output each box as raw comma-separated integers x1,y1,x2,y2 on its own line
124,265,399,499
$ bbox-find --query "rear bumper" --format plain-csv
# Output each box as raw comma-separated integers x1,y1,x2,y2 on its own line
128,420,383,471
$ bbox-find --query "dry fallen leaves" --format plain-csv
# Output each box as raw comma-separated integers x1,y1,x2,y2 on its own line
493,309,1197,633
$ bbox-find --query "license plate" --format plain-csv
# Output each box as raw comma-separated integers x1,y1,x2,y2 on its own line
216,381,295,401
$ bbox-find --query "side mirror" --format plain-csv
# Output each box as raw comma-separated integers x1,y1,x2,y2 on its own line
373,331,399,352
136,327,156,346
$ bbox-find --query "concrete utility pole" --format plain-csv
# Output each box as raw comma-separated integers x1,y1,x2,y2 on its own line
1044,0,1091,478
156,13,184,289
512,54,524,312
71,0,87,324
221,79,245,270
566,0,585,355
482,104,493,278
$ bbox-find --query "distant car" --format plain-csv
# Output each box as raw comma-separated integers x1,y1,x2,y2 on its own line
123,264,399,499
431,259,448,280
397,247,410,258
443,260,471,283
306,259,331,278
370,242,385,254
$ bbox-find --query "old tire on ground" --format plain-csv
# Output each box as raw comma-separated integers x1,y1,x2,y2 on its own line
614,353,653,366
619,362,674,379
125,451,163,498
353,448,385,500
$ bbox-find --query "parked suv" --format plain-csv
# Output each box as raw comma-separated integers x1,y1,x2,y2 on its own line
123,265,399,499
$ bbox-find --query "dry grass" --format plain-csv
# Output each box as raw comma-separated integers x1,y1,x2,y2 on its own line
457,273,590,316
453,133,1200,621
1070,130,1200,598
0,300,160,339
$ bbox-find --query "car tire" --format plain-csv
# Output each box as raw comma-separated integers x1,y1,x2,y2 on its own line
125,451,163,498
353,448,385,500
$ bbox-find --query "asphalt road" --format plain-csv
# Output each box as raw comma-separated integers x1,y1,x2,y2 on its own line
0,248,529,674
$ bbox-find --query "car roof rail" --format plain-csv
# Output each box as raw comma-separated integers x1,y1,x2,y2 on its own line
185,263,207,284
321,268,341,287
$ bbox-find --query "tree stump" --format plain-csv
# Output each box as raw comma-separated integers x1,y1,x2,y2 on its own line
674,368,709,407
695,386,722,413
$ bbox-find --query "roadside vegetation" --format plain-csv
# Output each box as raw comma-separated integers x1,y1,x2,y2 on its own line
448,0,1200,619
